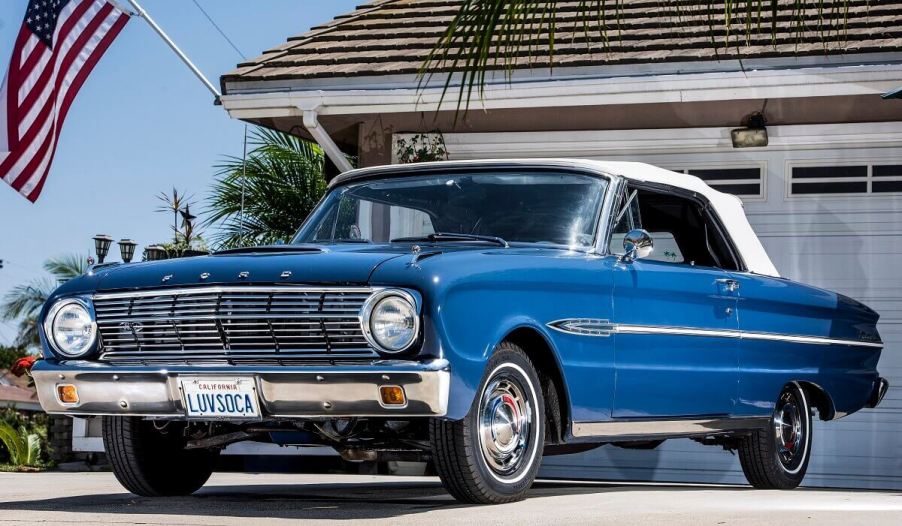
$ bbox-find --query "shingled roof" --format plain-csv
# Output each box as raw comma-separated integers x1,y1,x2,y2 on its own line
221,0,902,90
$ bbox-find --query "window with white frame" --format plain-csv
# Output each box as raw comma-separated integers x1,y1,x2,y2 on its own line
789,163,902,196
668,166,765,199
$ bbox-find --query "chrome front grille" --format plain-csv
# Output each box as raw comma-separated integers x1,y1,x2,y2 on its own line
93,286,377,363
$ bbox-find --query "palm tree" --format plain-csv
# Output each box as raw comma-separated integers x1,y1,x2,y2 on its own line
1,254,88,349
421,0,853,113
205,127,328,249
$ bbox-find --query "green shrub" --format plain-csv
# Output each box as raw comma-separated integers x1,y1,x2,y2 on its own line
0,408,49,466
0,421,41,467
0,345,28,370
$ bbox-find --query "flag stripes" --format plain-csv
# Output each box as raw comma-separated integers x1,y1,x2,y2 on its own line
0,0,129,202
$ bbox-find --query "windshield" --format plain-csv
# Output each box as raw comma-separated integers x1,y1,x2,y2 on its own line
294,171,608,248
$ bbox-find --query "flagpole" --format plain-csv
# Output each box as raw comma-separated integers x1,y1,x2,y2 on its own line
125,0,222,103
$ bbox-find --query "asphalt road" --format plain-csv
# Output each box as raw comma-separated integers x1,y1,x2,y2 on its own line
0,472,899,525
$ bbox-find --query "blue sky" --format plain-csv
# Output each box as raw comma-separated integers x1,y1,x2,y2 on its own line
0,0,360,344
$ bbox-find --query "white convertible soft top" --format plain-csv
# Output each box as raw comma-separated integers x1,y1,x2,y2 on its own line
581,160,779,277
332,159,780,277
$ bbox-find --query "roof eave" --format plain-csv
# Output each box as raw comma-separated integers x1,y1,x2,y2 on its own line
221,61,902,121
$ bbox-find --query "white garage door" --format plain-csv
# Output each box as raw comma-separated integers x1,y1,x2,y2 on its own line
428,122,902,489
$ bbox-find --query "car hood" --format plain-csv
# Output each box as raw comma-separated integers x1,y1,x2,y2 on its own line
90,245,412,291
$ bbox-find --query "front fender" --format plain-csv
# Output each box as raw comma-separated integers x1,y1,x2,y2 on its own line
371,248,617,421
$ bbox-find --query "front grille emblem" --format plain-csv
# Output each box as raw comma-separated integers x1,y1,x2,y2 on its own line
199,272,210,280
238,271,249,279
280,270,292,279
161,274,172,283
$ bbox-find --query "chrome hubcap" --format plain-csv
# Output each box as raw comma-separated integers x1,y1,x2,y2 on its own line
774,390,805,470
478,375,531,477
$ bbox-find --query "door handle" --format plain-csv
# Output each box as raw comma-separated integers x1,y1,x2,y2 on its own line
716,278,740,292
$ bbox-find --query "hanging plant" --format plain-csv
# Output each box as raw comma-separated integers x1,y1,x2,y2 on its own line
396,132,449,164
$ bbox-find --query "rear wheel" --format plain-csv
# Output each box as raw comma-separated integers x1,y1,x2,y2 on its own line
103,416,219,496
430,342,545,504
738,383,812,489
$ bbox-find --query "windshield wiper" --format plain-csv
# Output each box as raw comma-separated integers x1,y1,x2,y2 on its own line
391,232,509,248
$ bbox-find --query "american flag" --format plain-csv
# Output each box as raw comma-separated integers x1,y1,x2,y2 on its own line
0,0,129,202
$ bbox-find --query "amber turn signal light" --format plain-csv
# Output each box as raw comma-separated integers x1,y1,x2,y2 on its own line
57,384,79,405
379,385,406,406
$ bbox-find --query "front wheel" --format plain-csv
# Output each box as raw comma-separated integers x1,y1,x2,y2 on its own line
103,416,219,496
738,383,812,489
430,342,545,504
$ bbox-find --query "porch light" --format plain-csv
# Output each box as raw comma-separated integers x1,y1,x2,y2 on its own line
92,234,113,263
731,111,768,148
118,239,138,263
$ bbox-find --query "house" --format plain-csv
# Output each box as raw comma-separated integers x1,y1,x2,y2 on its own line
0,369,41,412
216,0,902,490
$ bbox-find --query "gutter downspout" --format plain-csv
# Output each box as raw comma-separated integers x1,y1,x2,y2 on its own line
302,109,354,173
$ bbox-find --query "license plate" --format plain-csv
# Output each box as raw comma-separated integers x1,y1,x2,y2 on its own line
179,378,261,419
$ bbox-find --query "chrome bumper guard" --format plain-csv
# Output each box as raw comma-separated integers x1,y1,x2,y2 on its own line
32,359,450,418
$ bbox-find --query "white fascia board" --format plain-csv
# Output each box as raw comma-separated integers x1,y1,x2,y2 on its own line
221,63,902,120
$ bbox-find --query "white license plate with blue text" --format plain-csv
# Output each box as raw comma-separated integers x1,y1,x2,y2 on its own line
179,378,261,419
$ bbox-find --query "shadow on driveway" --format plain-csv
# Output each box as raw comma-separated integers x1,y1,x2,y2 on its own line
0,478,739,521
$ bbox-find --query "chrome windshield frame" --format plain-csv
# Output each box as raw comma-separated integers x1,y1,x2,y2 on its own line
293,163,615,254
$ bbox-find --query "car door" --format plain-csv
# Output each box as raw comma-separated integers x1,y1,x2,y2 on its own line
610,186,740,418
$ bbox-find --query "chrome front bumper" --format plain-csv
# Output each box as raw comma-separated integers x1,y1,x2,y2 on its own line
32,359,450,419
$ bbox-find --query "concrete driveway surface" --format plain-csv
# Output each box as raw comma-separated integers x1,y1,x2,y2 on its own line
0,472,899,525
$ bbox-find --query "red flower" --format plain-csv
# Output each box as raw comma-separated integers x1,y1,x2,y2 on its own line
10,355,37,377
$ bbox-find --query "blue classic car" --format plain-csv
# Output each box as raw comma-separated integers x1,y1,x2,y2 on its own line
33,160,888,503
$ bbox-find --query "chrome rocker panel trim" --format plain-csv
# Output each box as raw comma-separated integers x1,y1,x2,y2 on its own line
547,319,884,349
32,359,450,418
572,417,771,439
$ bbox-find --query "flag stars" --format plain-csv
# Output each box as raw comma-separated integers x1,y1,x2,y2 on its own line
25,0,68,48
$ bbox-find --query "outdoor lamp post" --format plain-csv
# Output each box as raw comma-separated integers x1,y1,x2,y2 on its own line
92,234,113,263
144,245,168,261
118,239,138,263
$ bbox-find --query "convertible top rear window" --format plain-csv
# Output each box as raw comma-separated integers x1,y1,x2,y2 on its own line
296,172,608,248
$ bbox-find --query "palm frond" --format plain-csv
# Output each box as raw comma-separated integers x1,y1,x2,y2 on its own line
1,278,56,321
42,254,88,281
420,0,851,114
204,127,327,249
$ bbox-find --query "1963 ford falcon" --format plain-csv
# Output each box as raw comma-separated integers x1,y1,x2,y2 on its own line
33,160,888,504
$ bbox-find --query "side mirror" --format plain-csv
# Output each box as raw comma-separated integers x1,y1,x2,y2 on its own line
622,229,654,262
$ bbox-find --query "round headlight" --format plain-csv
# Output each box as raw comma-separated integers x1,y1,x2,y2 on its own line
45,300,96,358
362,290,419,353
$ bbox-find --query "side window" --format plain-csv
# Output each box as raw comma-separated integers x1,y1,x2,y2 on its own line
612,186,739,271
608,189,641,253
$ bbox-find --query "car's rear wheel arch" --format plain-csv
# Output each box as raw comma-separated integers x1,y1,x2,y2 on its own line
795,380,835,421
501,326,570,444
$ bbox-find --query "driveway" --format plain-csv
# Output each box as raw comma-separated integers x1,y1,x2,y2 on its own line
0,472,899,525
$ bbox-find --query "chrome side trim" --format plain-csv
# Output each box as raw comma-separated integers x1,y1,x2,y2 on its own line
571,417,770,438
93,285,377,300
738,330,884,349
546,318,884,349
547,318,615,337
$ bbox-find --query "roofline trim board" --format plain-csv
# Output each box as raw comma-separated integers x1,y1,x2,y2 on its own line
221,63,902,119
